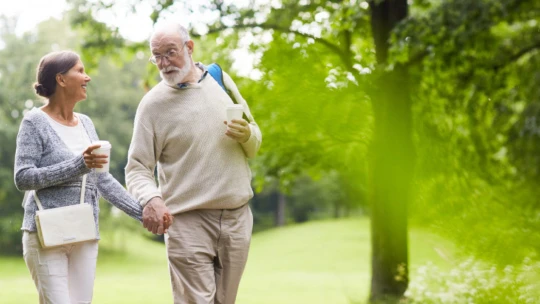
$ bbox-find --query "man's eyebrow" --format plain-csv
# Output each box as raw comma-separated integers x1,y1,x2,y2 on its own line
152,43,179,51
151,43,178,54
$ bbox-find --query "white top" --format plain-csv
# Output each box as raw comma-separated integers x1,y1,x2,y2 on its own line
43,113,91,155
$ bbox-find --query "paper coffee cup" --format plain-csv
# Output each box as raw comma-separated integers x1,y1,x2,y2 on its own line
226,104,244,122
92,140,111,173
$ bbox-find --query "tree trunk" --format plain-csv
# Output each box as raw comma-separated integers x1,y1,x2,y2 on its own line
368,0,413,301
334,202,340,218
275,192,286,227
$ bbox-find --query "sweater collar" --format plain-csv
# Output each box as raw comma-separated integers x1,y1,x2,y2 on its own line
176,62,208,89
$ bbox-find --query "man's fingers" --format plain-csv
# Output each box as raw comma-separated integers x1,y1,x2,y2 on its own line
142,217,150,229
226,129,244,138
231,119,247,126
150,223,158,234
226,125,243,133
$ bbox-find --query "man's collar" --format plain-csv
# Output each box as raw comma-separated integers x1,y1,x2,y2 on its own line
176,62,208,89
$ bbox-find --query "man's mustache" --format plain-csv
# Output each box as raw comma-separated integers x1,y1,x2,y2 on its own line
162,67,180,73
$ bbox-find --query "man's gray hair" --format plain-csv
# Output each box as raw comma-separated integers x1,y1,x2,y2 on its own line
150,22,191,46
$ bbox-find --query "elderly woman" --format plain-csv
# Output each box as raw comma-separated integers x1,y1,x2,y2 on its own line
14,50,171,303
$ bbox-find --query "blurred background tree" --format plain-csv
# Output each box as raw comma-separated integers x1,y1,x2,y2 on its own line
1,0,540,303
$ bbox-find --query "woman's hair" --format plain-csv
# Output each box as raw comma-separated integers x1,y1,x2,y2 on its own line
34,51,80,98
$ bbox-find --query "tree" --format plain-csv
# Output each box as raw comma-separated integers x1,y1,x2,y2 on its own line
368,1,411,300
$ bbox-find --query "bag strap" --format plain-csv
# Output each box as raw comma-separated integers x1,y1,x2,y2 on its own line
33,174,88,211
207,63,226,92
79,174,87,205
207,63,251,123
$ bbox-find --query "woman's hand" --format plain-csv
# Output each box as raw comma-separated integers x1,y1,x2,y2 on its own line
163,213,174,234
83,144,108,169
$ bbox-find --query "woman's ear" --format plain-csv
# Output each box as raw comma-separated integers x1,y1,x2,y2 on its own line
56,74,66,87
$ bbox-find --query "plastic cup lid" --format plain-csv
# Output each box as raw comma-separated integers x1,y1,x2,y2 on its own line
94,140,111,150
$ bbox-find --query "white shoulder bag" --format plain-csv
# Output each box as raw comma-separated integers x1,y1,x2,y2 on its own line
33,174,97,248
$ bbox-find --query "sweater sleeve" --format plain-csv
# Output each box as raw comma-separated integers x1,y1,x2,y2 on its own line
96,172,143,222
125,109,162,207
222,71,263,159
14,119,91,191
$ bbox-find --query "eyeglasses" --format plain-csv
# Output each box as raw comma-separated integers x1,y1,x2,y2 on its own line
149,42,187,65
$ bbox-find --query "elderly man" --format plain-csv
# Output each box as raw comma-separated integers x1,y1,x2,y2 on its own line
125,22,262,304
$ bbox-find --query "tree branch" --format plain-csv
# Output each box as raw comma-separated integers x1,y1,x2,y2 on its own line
191,23,348,67
456,39,540,86
494,40,540,71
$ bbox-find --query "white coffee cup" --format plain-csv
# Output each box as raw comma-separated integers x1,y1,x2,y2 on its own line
226,104,244,122
92,140,112,173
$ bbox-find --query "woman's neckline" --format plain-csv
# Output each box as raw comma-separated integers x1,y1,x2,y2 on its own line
39,107,79,127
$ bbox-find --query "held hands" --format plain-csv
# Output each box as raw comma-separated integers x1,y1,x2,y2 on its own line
142,197,174,235
223,119,251,143
83,144,108,169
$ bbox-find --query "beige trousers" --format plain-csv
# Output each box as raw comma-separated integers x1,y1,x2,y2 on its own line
165,204,253,304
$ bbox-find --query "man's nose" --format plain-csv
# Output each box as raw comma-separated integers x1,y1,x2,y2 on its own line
160,57,171,69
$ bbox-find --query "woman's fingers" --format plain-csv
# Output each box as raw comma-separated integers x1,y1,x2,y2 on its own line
83,149,108,169
162,214,174,233
83,143,102,154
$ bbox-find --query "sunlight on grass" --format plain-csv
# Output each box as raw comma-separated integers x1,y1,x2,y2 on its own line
0,217,455,304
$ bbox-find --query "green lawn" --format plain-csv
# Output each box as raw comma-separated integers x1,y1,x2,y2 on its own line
0,218,455,304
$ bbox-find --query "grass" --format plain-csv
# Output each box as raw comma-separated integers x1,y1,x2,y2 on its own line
0,217,455,304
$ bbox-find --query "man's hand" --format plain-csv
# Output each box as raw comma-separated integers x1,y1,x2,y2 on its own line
223,119,251,143
143,197,173,235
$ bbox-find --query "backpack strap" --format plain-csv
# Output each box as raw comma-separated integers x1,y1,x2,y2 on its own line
206,63,251,123
207,63,227,92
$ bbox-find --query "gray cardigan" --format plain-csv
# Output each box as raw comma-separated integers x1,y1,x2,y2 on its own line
14,108,142,237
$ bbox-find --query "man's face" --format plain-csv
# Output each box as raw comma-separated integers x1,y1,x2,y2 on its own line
150,32,192,85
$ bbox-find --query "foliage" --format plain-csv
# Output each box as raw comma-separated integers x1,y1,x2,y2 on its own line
399,0,540,262
405,258,540,303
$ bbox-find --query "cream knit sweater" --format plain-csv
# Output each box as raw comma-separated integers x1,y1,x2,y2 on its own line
125,69,262,214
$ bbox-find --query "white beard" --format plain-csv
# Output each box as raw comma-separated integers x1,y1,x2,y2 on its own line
160,63,192,86
160,49,192,86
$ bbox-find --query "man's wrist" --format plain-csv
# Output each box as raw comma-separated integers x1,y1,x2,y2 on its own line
143,196,162,208
241,125,253,143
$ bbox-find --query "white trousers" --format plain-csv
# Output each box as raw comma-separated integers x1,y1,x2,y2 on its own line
22,232,99,304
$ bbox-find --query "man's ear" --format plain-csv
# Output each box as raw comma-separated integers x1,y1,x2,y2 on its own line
56,74,66,88
186,40,194,55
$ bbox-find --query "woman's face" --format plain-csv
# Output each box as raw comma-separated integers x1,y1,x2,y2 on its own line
61,60,91,102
